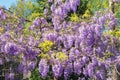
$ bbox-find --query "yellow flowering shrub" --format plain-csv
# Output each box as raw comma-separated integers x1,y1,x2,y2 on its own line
29,12,41,20
83,9,91,18
0,27,4,33
106,30,120,37
38,53,50,59
70,13,79,22
52,52,68,61
39,40,54,52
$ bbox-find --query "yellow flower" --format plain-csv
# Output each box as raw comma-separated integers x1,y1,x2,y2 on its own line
52,52,68,61
83,9,91,18
38,53,50,59
115,31,120,37
106,30,120,37
70,13,79,22
39,40,54,52
0,27,4,33
29,13,41,20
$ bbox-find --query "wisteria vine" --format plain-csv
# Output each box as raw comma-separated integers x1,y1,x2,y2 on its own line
0,0,120,80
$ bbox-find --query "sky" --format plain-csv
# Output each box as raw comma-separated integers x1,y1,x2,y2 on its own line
0,0,17,9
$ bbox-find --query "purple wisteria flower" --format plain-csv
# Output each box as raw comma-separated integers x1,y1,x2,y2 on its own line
48,0,53,3
44,8,48,15
96,70,107,80
28,61,37,71
0,58,3,65
18,62,27,74
46,33,58,42
52,62,63,78
33,17,41,27
9,72,14,80
4,42,19,55
113,0,120,2
0,9,6,20
39,59,49,78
